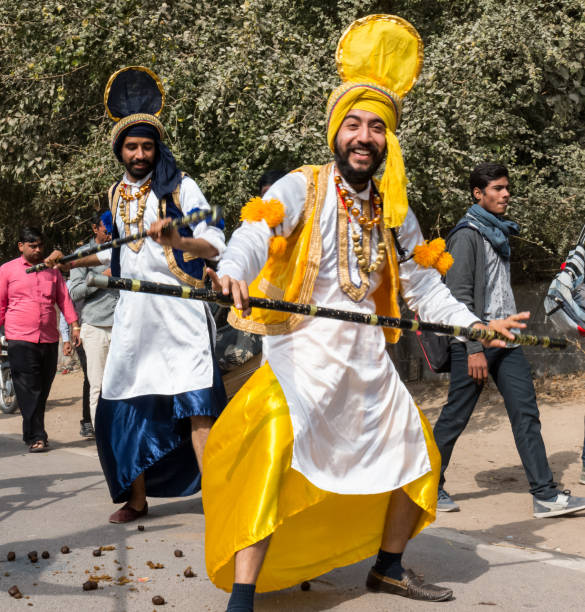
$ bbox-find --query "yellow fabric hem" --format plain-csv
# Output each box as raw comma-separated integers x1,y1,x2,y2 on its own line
202,363,440,593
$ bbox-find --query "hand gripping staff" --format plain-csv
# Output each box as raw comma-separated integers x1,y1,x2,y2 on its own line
86,275,568,350
25,205,223,274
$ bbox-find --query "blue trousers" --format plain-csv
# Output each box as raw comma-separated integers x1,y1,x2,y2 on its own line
433,343,558,500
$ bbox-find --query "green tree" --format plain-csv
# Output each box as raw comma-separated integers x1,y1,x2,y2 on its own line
1,0,584,279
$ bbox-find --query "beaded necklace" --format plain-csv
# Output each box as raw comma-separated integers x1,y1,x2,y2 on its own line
117,178,152,253
119,178,151,225
334,175,386,275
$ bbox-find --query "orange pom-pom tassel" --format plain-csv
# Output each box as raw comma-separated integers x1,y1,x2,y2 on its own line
268,235,287,256
413,237,453,274
262,199,285,227
413,241,438,268
435,251,454,276
240,197,285,228
240,197,266,223
426,237,446,261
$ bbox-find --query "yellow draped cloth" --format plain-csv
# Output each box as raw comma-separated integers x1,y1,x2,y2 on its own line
203,363,440,593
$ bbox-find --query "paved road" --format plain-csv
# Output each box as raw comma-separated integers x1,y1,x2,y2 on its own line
1,434,584,611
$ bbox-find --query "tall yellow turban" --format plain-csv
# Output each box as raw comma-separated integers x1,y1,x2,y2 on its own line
326,15,423,229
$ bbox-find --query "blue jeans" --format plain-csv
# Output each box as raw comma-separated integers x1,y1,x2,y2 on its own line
433,342,558,501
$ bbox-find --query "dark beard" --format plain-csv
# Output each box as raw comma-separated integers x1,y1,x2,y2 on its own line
124,159,154,181
334,142,386,187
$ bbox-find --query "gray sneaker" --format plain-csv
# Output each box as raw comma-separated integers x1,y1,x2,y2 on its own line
533,490,585,518
580,466,585,485
437,488,459,512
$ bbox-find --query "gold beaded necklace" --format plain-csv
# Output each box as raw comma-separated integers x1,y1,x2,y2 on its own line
334,175,386,275
119,179,151,225
117,178,152,253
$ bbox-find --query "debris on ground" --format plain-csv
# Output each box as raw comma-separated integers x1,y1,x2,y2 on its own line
82,580,98,591
8,585,23,599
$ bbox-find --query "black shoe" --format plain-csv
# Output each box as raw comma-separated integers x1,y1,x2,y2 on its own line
366,567,453,602
80,420,95,438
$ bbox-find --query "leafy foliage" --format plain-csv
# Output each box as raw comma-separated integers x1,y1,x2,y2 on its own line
1,0,584,278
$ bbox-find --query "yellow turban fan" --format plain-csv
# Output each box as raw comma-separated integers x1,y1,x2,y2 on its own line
326,15,423,229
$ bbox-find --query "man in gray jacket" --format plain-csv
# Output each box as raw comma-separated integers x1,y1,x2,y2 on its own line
69,210,118,432
433,162,585,518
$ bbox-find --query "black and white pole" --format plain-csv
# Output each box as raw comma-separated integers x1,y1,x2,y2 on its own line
86,275,568,350
26,205,223,273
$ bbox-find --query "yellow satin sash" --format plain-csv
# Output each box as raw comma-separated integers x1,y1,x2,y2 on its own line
203,363,440,593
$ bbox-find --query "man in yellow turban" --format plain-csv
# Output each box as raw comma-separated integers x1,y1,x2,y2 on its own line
203,16,527,610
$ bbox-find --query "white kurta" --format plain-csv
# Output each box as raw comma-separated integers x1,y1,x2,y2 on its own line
219,167,478,495
98,172,225,400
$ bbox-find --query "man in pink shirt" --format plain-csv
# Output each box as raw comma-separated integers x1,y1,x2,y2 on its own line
0,227,80,452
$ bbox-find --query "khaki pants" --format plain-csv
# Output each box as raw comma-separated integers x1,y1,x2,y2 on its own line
80,323,112,425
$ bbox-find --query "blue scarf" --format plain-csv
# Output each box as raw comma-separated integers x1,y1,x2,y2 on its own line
463,203,519,260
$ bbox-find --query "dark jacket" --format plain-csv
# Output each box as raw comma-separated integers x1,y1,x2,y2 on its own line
445,227,486,355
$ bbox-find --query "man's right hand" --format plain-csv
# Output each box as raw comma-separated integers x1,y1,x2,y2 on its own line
468,351,488,385
206,268,251,317
63,341,72,356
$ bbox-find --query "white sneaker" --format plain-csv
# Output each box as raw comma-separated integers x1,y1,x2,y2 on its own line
437,488,459,512
533,490,585,518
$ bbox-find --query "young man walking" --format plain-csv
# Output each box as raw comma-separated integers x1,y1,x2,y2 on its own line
434,162,585,518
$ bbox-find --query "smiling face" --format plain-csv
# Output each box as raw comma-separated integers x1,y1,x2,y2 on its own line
473,176,511,215
333,109,387,189
120,136,156,182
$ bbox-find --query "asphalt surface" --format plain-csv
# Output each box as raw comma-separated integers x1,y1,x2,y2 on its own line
1,433,585,611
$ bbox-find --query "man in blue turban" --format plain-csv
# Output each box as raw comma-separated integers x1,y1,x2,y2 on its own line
54,66,227,523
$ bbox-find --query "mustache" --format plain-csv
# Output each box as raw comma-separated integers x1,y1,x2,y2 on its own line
349,143,377,154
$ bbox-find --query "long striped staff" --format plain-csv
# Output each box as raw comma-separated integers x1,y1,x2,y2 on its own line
87,275,568,349
26,205,223,274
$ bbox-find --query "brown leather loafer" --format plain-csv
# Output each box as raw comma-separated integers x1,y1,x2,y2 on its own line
366,567,453,602
109,502,148,524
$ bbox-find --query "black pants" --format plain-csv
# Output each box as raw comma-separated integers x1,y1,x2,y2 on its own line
433,343,557,500
7,340,58,445
76,344,91,424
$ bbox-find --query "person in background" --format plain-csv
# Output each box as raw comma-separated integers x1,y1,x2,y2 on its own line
257,169,287,198
59,282,92,438
0,226,80,452
434,162,585,518
69,209,118,431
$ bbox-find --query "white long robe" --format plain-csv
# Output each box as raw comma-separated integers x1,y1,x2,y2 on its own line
98,172,225,400
218,167,478,495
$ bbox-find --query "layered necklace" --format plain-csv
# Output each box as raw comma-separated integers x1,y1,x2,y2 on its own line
118,178,152,253
335,173,387,302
